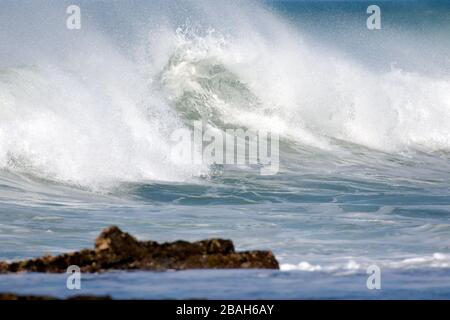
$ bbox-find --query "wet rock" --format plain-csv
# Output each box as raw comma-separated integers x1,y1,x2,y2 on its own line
0,226,279,273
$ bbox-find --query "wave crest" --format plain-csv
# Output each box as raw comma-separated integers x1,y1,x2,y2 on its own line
1,0,450,187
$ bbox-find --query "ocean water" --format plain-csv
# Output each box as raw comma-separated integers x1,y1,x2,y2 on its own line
0,0,450,299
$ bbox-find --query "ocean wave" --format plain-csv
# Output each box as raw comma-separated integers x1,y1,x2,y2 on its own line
1,0,450,187
159,25,450,152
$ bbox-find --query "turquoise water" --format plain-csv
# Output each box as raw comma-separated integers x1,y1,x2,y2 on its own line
0,1,450,299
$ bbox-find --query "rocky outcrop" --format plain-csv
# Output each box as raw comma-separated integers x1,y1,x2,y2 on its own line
0,226,279,273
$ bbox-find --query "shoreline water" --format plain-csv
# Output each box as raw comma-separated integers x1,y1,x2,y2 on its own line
1,267,449,300
0,225,448,300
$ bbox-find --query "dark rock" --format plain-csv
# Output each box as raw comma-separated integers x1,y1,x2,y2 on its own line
0,293,111,300
0,293,57,300
0,226,279,273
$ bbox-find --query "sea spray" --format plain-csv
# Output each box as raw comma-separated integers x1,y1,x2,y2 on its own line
1,1,450,186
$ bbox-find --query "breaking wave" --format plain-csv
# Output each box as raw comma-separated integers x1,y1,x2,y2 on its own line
1,0,450,187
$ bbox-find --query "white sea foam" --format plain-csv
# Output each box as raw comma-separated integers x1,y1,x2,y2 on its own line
0,64,206,187
159,22,450,152
280,253,450,273
1,0,450,187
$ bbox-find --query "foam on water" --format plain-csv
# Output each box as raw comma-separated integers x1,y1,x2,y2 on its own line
158,20,450,152
0,35,206,187
281,253,450,273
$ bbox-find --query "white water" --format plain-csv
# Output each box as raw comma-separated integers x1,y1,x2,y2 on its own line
0,0,450,188
281,252,450,272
